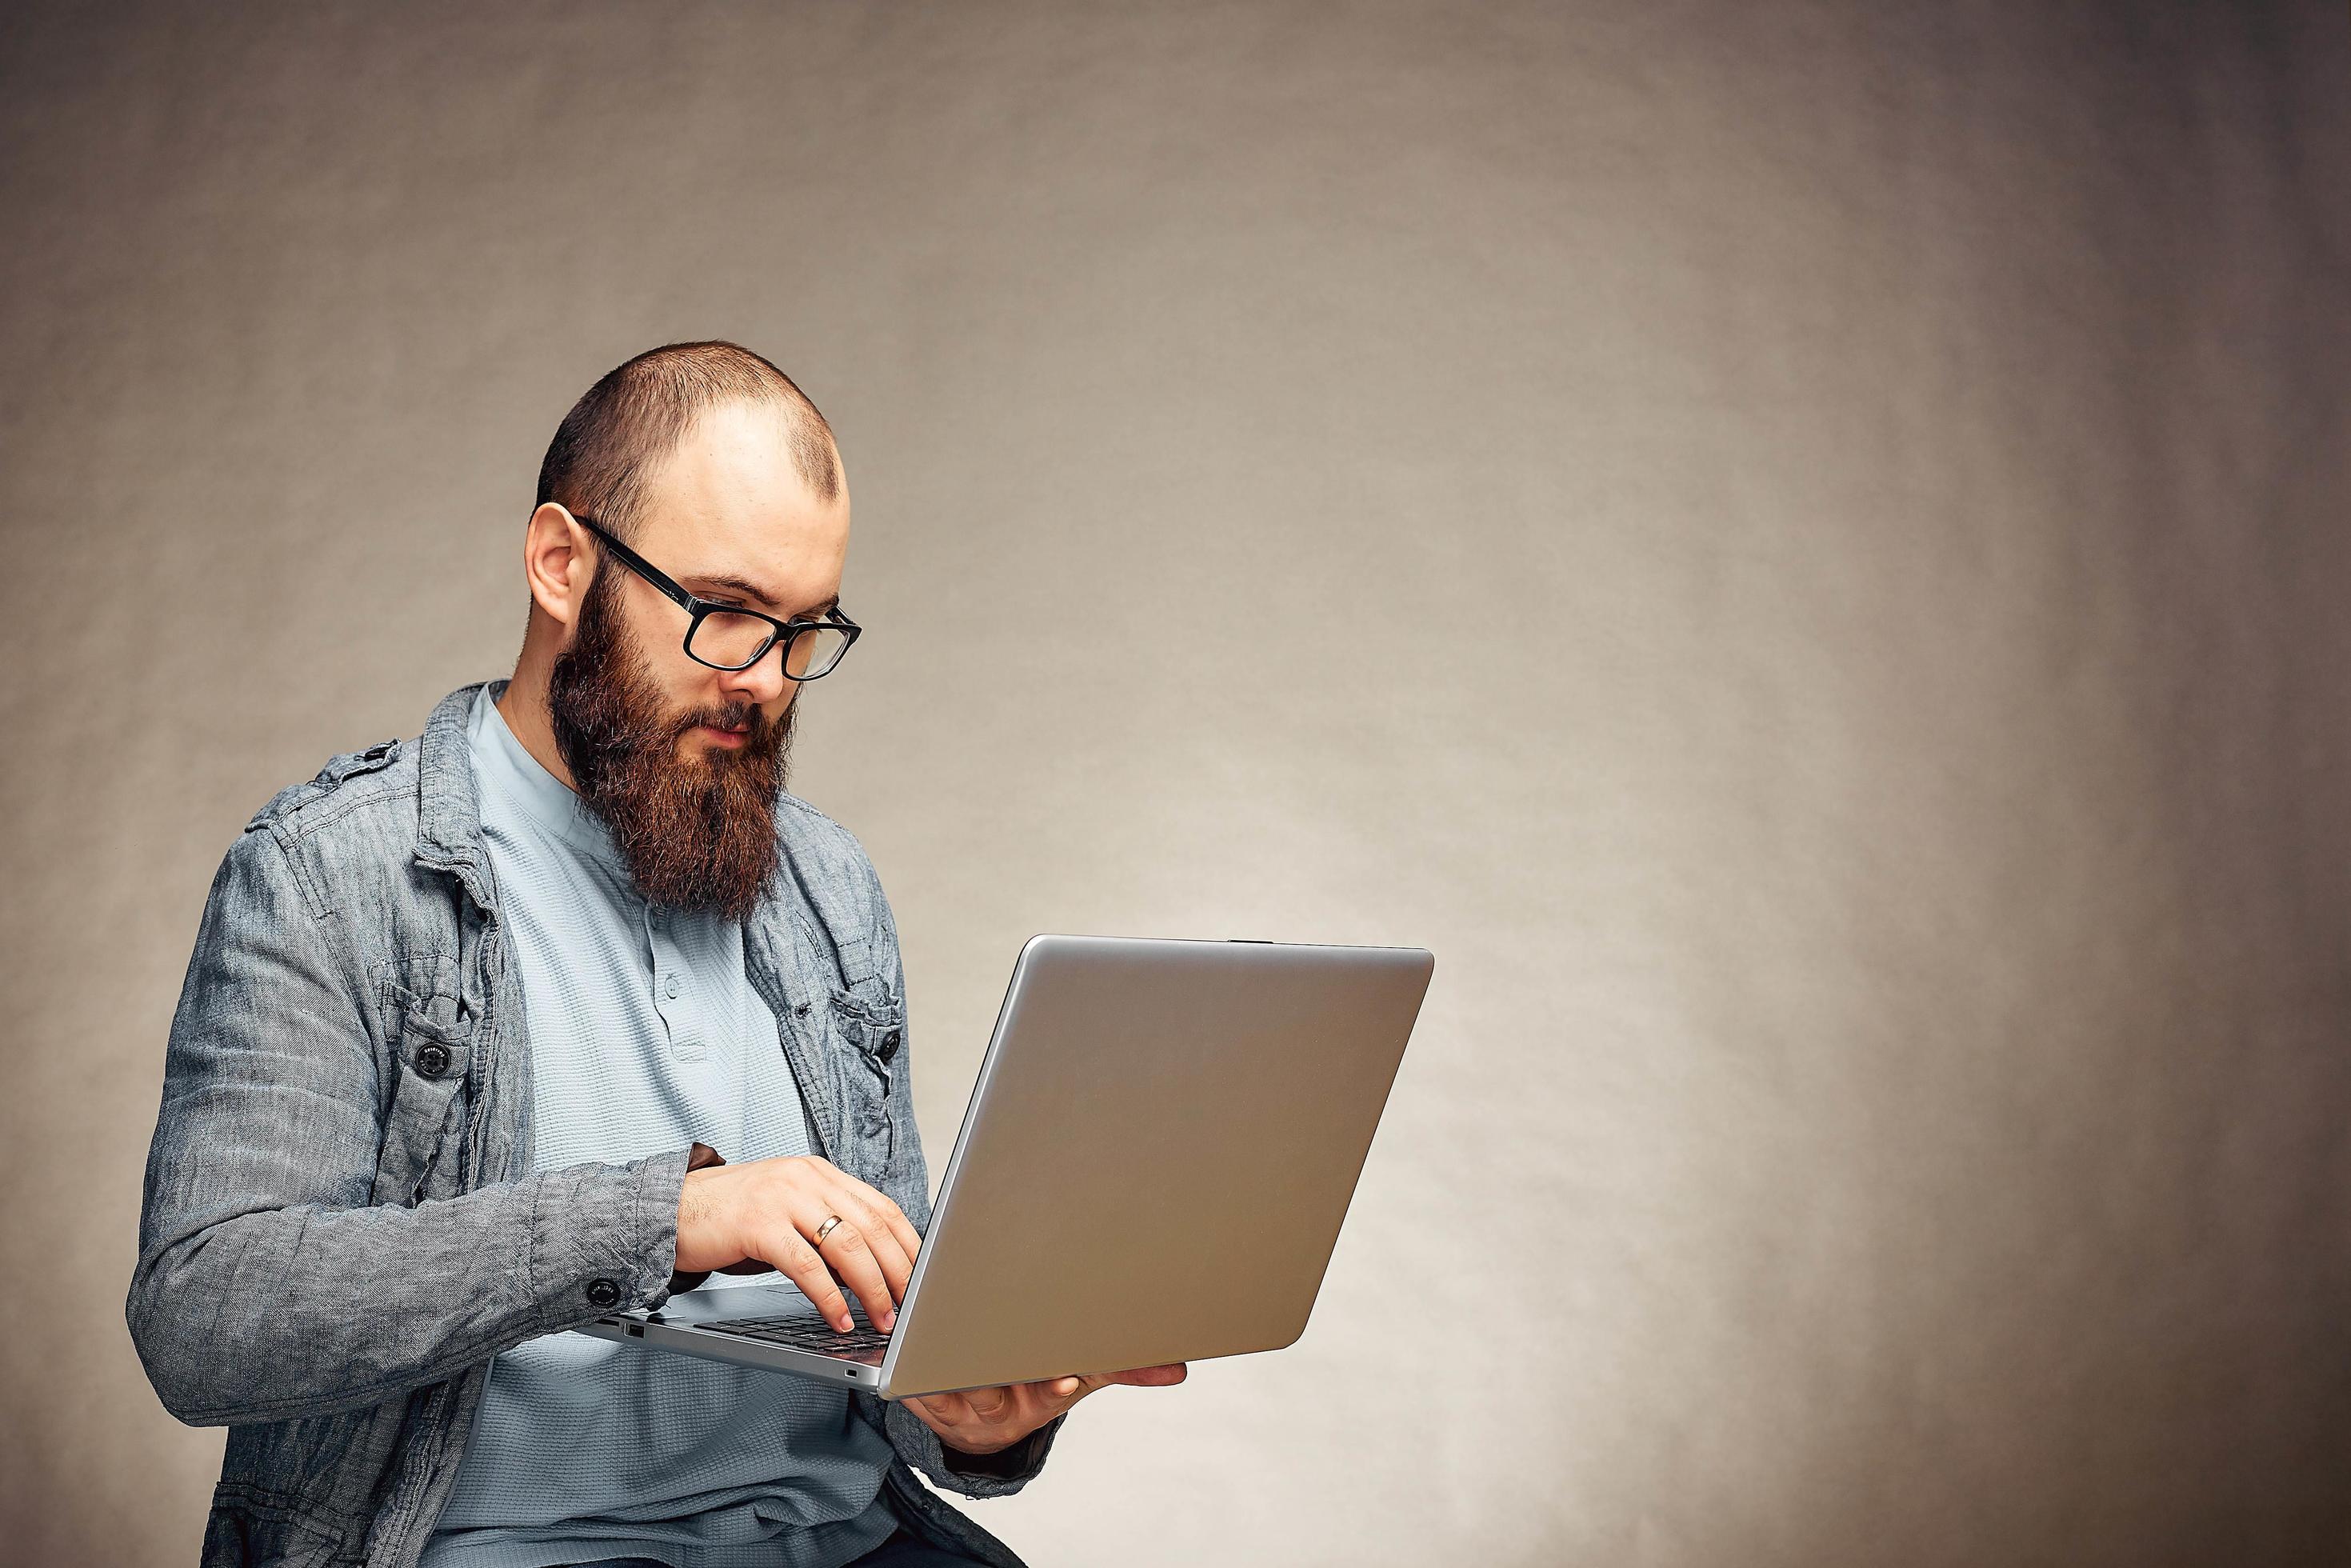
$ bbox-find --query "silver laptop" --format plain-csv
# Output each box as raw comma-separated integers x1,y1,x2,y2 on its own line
581,934,1434,1399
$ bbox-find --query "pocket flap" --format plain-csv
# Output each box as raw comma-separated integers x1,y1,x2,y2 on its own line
828,987,905,1062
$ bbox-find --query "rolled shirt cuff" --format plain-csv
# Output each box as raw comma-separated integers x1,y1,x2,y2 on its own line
529,1146,691,1328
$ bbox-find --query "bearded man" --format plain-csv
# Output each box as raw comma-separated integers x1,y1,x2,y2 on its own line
129,342,1182,1568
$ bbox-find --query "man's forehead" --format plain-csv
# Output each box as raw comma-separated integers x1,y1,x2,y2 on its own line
636,407,849,612
646,514,846,615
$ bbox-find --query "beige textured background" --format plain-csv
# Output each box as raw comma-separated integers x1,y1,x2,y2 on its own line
3,2,2346,1564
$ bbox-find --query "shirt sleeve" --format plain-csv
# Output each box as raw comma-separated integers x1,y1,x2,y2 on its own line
127,826,691,1427
865,1397,1066,1498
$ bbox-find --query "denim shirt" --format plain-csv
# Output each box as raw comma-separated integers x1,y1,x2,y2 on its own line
129,682,1060,1568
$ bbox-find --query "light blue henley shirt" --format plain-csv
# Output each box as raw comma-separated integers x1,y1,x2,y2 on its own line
419,684,898,1568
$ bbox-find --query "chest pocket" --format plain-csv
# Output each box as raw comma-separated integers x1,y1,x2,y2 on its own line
825,986,906,1178
371,979,474,1206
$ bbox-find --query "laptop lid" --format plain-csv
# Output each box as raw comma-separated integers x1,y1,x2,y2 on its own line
880,934,1433,1396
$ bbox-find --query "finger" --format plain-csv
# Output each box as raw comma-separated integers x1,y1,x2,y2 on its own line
1076,1364,1190,1394
910,1391,973,1432
834,1173,926,1279
827,1191,915,1305
858,1225,915,1309
806,1212,898,1330
798,1167,912,1299
962,1384,1017,1422
826,1168,926,1263
782,1162,909,1302
754,1223,855,1332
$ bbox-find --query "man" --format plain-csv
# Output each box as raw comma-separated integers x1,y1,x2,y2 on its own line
129,342,1184,1568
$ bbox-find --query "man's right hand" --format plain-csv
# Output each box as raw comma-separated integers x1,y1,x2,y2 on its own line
674,1154,923,1332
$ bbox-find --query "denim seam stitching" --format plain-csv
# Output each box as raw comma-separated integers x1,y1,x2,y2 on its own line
260,820,334,922
282,784,410,843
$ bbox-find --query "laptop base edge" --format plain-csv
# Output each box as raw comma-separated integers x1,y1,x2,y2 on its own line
579,1316,888,1392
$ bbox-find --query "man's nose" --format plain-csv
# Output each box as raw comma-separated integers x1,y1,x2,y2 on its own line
716,640,792,708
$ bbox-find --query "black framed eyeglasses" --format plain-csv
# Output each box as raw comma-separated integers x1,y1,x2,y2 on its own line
572,514,862,680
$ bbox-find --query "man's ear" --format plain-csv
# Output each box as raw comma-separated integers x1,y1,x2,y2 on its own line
522,502,595,627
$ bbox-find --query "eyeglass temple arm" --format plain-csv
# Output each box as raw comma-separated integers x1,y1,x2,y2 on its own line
572,514,698,615
575,510,853,639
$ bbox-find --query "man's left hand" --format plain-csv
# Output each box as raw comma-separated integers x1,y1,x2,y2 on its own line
905,1364,1189,1456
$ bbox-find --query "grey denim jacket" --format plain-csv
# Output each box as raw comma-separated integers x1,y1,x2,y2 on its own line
129,682,1060,1568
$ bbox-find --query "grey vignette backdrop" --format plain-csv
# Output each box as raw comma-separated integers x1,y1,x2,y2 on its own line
2,2,2346,1564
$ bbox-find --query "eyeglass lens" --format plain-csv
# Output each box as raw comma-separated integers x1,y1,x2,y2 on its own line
689,611,851,678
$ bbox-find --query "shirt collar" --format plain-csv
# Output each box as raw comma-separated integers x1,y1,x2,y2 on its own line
466,681,630,872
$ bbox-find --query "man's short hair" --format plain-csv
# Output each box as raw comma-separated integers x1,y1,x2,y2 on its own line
536,341,840,542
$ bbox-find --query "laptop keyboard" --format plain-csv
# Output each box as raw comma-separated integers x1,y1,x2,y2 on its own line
707,1314,892,1362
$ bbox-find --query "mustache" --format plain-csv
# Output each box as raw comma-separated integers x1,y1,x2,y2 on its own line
567,689,777,758
675,702,771,740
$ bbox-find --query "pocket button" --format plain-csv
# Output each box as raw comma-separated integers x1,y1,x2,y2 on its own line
416,1042,451,1078
878,1026,902,1062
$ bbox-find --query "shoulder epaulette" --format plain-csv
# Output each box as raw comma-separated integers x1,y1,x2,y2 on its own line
244,738,406,832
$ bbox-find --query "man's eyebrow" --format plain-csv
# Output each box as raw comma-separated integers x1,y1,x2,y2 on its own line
690,573,838,619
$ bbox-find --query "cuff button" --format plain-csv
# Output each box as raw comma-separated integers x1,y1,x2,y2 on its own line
585,1278,623,1308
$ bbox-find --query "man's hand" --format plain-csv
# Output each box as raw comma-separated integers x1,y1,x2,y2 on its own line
675,1154,922,1332
906,1364,1189,1458
675,1153,1186,1459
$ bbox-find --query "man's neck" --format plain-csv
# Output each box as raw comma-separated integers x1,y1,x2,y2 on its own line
495,650,579,794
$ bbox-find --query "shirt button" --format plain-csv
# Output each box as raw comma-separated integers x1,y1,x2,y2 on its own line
664,974,682,999
878,1027,902,1062
415,1042,451,1078
585,1278,622,1308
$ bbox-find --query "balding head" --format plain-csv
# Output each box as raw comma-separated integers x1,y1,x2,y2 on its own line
536,340,840,544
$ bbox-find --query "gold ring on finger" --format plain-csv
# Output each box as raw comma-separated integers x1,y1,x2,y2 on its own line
812,1214,846,1247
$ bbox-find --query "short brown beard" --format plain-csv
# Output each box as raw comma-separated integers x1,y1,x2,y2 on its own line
546,566,796,921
